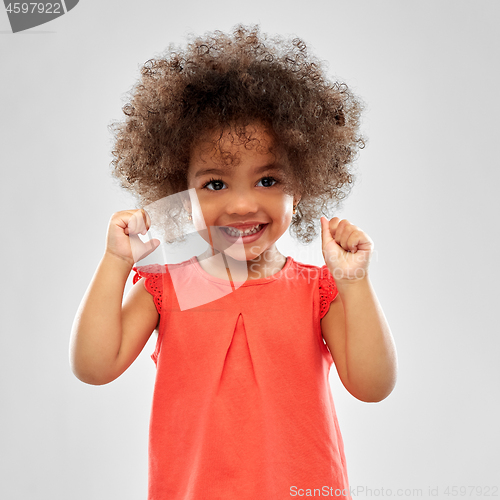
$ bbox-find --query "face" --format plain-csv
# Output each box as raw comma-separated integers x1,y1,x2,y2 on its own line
186,123,300,265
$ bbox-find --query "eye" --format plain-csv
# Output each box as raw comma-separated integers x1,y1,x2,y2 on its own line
201,175,280,191
202,178,226,191
257,176,279,188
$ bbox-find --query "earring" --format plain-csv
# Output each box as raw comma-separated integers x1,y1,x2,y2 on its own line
187,213,192,221
293,204,297,215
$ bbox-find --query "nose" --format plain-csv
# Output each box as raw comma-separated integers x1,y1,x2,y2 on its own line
225,188,260,216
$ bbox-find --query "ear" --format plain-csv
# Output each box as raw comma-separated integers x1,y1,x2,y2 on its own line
182,198,192,215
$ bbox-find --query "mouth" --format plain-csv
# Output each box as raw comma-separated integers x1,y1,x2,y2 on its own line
219,223,268,242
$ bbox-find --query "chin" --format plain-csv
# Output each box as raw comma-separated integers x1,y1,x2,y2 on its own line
222,248,262,262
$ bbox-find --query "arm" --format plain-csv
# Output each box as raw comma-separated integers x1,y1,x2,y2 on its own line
321,276,397,402
69,210,160,385
70,253,159,385
320,216,397,402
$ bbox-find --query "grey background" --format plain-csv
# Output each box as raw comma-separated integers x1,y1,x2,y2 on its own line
1,1,499,499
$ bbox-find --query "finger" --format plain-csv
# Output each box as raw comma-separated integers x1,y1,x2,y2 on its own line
353,231,374,252
345,230,362,253
123,213,134,235
140,209,151,235
339,222,356,251
321,217,334,247
143,209,152,232
135,209,149,235
130,235,161,263
321,217,338,246
127,211,137,235
130,235,142,263
327,217,341,239
128,210,147,236
334,219,350,247
113,211,133,235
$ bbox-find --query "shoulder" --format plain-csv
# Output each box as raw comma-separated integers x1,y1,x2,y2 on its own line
286,259,338,315
132,263,167,282
132,264,167,315
286,258,334,282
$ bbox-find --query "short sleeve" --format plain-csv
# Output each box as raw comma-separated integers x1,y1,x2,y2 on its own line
132,264,164,315
319,265,339,319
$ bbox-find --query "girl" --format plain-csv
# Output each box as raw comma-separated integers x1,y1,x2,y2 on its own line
70,25,397,500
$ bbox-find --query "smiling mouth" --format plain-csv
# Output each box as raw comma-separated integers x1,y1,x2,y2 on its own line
222,224,265,237
219,224,269,240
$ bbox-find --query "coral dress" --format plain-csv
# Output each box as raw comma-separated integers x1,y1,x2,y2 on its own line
132,256,351,500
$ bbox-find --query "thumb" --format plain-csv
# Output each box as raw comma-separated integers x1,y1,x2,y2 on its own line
131,236,161,263
139,238,161,261
320,217,334,248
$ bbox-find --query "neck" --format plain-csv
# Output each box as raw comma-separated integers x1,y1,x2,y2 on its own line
245,245,287,279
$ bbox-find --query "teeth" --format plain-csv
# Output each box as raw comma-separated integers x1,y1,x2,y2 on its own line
224,224,263,237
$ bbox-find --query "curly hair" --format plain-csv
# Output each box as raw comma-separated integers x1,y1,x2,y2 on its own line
110,24,365,244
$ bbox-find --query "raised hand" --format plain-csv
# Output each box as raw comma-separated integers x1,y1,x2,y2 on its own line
105,209,160,266
320,216,374,283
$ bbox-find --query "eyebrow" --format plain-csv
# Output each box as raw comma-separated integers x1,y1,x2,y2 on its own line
194,164,284,178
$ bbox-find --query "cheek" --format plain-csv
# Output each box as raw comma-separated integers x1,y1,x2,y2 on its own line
191,196,226,232
187,187,209,230
275,196,294,222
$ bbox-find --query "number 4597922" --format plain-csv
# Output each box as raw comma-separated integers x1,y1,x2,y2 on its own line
5,3,62,14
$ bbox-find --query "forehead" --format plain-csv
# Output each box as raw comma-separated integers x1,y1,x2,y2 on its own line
189,123,281,170
191,162,285,182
